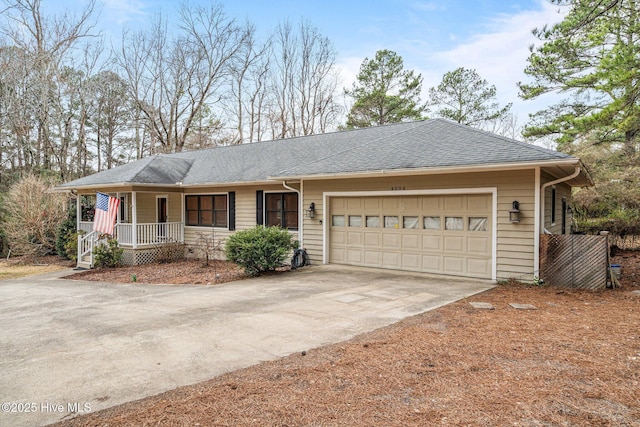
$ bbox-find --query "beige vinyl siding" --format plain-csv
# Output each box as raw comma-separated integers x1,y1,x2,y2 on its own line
542,175,572,234
182,184,300,251
135,193,157,223
302,169,536,281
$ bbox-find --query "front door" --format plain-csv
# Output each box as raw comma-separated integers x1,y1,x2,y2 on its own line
157,196,168,238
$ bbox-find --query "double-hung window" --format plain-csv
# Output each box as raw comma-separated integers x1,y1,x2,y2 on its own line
185,195,228,227
265,193,298,230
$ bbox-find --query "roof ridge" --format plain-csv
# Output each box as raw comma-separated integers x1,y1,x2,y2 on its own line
430,118,567,158
273,120,429,176
128,155,160,183
172,120,429,157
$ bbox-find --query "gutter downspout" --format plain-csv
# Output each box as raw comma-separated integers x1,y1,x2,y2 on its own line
540,164,581,234
281,181,302,248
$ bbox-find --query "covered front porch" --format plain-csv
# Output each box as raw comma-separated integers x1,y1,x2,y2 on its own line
78,221,184,247
77,190,184,267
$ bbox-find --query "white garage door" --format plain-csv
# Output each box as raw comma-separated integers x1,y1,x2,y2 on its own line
329,194,493,279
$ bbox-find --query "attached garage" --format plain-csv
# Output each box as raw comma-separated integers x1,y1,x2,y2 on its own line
327,190,496,279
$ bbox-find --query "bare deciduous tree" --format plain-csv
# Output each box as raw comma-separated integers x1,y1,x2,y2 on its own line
1,0,98,171
117,4,247,153
268,20,342,139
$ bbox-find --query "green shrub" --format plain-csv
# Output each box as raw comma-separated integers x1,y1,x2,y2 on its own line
0,228,7,257
64,230,86,262
93,238,123,268
225,226,295,276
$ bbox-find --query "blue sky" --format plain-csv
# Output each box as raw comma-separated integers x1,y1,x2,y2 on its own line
52,0,567,130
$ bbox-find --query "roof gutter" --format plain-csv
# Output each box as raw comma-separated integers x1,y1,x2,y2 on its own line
281,180,303,248
269,158,584,181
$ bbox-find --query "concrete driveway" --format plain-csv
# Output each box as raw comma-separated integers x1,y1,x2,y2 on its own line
0,265,493,426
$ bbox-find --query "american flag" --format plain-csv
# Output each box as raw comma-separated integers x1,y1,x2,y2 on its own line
93,192,120,235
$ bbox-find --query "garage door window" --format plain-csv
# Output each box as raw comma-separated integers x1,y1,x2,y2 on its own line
445,217,463,231
423,216,441,230
349,215,362,227
384,216,399,229
403,216,419,229
469,217,488,231
366,216,380,228
332,215,345,227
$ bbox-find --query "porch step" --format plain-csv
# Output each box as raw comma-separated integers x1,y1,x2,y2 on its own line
76,261,91,269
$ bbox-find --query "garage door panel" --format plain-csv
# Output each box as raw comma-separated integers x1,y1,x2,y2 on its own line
402,253,420,269
444,195,465,211
422,196,442,210
402,196,420,211
347,249,363,263
330,194,493,279
330,248,346,263
364,232,381,247
332,198,347,210
347,231,363,246
347,198,362,210
364,250,381,266
422,235,441,250
468,194,491,211
331,230,346,244
468,258,490,276
468,236,490,254
443,235,465,252
382,252,400,269
422,254,442,272
383,197,400,210
401,234,420,250
444,256,464,274
382,232,401,248
364,197,381,210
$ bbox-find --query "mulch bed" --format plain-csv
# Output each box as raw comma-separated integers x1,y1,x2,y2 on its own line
68,259,249,285
55,252,640,426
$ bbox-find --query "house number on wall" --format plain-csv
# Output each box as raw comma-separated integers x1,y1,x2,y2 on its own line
391,186,406,191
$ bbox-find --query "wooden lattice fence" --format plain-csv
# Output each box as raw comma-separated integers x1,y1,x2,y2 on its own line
539,234,609,290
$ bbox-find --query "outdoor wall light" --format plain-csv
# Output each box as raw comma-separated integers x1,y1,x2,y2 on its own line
509,201,521,223
306,202,316,219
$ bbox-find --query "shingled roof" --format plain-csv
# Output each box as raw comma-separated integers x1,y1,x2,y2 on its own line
59,119,580,189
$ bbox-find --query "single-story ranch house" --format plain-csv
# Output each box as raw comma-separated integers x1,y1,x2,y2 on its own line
59,119,593,282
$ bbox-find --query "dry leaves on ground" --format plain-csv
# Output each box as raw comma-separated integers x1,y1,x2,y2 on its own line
53,252,640,426
69,259,248,285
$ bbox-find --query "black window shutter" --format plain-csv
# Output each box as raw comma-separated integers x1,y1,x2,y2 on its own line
256,190,263,225
228,191,236,231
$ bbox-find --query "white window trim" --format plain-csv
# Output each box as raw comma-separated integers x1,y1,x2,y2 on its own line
322,188,498,281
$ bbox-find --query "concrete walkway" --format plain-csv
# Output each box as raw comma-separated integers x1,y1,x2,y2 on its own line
0,265,493,426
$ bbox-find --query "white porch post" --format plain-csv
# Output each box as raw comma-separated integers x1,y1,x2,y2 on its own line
181,193,185,242
76,193,82,231
132,191,138,249
116,192,121,224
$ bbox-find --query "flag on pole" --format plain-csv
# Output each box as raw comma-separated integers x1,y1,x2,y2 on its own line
93,192,120,235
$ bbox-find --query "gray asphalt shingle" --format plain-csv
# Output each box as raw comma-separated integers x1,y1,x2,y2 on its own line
59,119,572,188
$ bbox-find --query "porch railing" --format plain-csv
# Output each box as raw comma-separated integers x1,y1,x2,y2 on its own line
78,230,98,267
79,222,183,247
115,222,183,246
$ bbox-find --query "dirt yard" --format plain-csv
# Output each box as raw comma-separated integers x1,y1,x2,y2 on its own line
53,252,640,426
